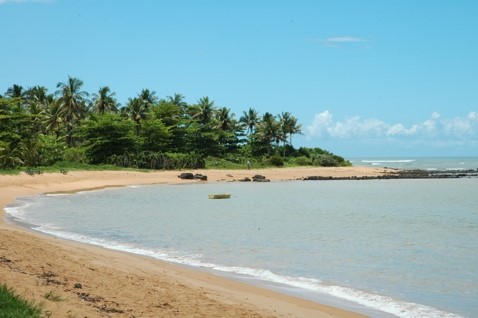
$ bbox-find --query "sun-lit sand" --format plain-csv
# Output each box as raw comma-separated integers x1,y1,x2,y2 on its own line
0,167,387,317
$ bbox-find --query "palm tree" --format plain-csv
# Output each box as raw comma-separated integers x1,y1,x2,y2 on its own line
240,107,259,135
192,96,215,125
4,84,25,99
167,93,188,111
91,86,118,114
214,107,235,131
124,97,149,135
138,89,157,110
42,101,64,139
279,112,302,146
257,112,283,155
0,143,23,168
25,86,49,105
55,76,89,146
214,107,240,154
24,86,51,134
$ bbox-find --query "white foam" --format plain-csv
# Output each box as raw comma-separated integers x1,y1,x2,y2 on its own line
30,226,464,318
362,160,415,163
4,199,32,220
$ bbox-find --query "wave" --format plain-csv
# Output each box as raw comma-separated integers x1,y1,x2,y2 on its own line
31,226,463,318
362,160,416,163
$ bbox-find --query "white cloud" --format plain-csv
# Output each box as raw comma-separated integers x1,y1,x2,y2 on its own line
306,111,478,142
311,36,371,48
324,36,368,43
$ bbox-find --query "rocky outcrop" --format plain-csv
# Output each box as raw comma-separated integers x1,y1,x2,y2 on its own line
303,169,478,181
178,172,208,181
252,175,270,182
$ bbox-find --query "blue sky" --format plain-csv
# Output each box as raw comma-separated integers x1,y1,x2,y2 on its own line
1,0,477,157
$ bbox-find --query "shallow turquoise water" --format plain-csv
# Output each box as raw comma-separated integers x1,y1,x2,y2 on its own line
7,178,478,318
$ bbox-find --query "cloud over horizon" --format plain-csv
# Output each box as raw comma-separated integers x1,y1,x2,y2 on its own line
306,111,478,142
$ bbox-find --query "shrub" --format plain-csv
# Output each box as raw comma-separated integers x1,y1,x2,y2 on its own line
314,154,339,167
267,155,284,167
290,156,312,166
64,147,86,163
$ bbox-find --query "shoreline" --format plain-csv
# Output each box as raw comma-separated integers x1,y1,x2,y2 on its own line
1,167,388,317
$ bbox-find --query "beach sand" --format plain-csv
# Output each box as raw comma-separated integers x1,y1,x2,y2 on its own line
1,167,387,317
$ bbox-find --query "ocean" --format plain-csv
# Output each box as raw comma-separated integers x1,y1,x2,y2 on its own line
347,157,478,171
5,157,478,318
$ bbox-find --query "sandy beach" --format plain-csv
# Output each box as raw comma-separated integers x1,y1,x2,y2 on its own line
1,167,388,317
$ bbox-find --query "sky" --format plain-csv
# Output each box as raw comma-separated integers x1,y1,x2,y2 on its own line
1,0,477,157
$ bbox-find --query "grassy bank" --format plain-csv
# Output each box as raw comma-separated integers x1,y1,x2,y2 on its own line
0,284,44,318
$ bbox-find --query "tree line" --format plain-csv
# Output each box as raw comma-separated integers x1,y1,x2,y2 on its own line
0,76,350,170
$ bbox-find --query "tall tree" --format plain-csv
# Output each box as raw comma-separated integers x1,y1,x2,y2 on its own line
256,112,285,155
191,96,215,126
42,101,64,139
55,76,89,146
24,86,52,135
78,113,137,164
123,97,149,135
138,89,157,111
91,86,118,114
167,93,188,111
240,107,259,135
278,112,302,155
4,84,25,99
214,107,240,154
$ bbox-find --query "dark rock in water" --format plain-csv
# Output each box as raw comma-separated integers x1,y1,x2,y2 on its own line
238,177,251,182
178,172,194,179
194,173,208,181
303,169,478,181
252,174,270,182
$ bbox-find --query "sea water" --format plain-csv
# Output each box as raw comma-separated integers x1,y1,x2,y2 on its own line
5,178,478,318
348,157,478,171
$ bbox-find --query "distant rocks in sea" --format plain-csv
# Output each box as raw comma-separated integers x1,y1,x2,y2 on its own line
303,169,478,181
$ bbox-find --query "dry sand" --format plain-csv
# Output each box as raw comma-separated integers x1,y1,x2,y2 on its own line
1,167,388,317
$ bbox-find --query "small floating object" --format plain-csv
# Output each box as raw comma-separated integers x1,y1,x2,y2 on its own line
208,194,231,199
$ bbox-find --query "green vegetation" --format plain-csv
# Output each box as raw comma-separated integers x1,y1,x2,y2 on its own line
43,290,64,302
0,78,350,172
0,284,44,318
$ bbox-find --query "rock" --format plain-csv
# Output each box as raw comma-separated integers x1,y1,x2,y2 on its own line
252,175,270,182
178,172,194,179
194,174,208,181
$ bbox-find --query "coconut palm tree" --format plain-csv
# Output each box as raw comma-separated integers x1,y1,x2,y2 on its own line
55,76,89,146
138,88,157,110
4,84,25,99
0,143,23,168
191,96,215,126
279,112,302,147
124,97,149,135
91,86,118,114
42,101,64,139
167,93,188,111
256,112,284,155
24,86,51,134
240,107,259,135
214,107,235,131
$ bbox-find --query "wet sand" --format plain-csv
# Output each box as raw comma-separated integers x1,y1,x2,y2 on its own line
1,167,388,317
